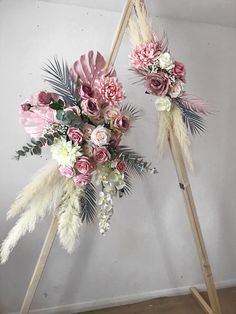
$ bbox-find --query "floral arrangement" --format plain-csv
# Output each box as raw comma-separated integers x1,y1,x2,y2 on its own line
0,51,157,263
128,3,208,168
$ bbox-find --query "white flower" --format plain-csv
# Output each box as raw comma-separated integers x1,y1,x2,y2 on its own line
51,138,82,167
155,96,172,112
157,52,174,70
91,125,111,146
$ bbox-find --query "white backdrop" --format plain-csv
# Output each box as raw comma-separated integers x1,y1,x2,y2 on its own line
0,0,236,313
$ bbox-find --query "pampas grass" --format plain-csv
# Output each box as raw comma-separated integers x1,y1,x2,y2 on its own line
7,160,60,219
58,179,82,253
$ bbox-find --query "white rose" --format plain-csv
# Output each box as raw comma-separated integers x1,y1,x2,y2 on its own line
91,125,111,146
155,96,172,112
157,52,174,70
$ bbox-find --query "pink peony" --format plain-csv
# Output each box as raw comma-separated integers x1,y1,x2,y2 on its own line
98,77,125,105
73,174,91,187
130,42,159,67
59,165,74,178
75,157,94,174
103,106,121,122
173,61,186,81
116,160,126,173
113,115,130,132
67,127,83,144
91,125,111,146
83,123,95,141
94,147,110,164
82,144,94,157
81,99,100,117
146,72,169,96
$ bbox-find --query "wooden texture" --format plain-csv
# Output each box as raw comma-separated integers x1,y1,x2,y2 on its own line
20,214,58,314
81,287,236,314
168,129,222,314
191,288,213,314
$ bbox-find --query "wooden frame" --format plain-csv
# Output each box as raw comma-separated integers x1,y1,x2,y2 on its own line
19,1,222,313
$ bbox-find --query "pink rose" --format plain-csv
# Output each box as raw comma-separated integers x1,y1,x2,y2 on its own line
116,160,126,173
146,72,170,96
80,83,94,99
94,147,110,164
83,124,95,141
103,106,121,122
130,42,159,67
173,61,186,81
37,91,52,105
98,77,125,105
82,144,94,157
59,165,74,178
81,99,100,117
75,157,94,174
21,100,32,112
110,130,122,148
89,115,104,126
67,127,83,144
113,115,130,132
91,125,111,146
169,80,183,98
73,174,91,187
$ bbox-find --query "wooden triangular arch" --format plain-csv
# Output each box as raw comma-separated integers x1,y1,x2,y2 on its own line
19,1,222,313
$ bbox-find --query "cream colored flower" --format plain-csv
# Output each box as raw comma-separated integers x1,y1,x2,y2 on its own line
155,96,172,112
157,52,174,70
51,138,82,167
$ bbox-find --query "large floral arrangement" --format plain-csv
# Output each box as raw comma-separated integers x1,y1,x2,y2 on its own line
128,3,208,168
1,51,156,263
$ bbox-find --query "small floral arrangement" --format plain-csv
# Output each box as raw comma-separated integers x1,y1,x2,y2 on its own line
1,51,157,263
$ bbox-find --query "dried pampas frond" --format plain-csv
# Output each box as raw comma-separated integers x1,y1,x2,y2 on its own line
157,111,172,157
58,179,82,253
172,106,193,169
128,0,153,45
7,160,60,219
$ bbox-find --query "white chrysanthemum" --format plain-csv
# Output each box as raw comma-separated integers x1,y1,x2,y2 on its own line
157,52,174,70
51,138,82,167
155,96,172,112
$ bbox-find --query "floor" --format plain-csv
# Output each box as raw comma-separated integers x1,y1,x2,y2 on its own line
79,287,236,314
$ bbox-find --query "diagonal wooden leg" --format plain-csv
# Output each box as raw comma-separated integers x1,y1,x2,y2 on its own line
168,129,222,314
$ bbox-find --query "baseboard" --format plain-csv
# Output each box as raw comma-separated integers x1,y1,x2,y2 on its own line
4,279,236,314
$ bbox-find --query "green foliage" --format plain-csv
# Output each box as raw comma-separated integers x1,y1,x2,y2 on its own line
56,109,84,128
49,99,64,111
14,131,62,160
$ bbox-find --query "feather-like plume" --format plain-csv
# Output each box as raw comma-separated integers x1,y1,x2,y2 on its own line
178,94,208,114
157,111,172,156
43,57,77,106
58,180,82,253
172,106,193,169
7,160,60,219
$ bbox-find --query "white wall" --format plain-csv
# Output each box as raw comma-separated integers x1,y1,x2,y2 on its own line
0,0,236,313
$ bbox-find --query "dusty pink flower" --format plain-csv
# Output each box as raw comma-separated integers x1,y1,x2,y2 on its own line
64,106,81,116
146,72,169,96
173,61,186,81
37,91,52,105
73,174,91,187
83,124,95,141
94,147,110,164
82,144,94,157
113,115,130,132
89,115,104,126
75,157,94,174
103,106,121,122
169,80,183,98
130,42,159,67
80,83,94,99
67,127,83,144
110,130,122,148
116,160,126,173
91,125,111,146
59,165,74,178
81,99,100,117
98,77,125,105
21,100,32,112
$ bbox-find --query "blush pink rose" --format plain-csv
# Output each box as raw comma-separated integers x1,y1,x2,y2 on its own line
73,174,91,187
169,80,183,98
173,61,186,81
83,124,95,141
75,157,94,174
82,144,94,157
103,106,121,122
37,91,52,105
98,77,125,105
59,165,74,178
91,125,111,146
113,115,130,132
81,99,100,117
116,160,126,173
80,83,94,99
130,42,159,67
67,127,83,144
146,72,170,96
94,147,110,164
